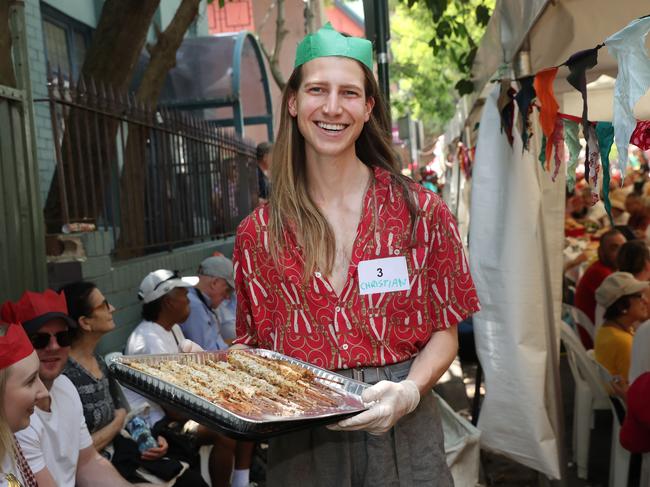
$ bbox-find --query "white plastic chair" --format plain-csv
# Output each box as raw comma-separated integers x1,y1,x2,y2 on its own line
591,357,631,487
562,303,596,344
560,321,611,479
594,304,605,333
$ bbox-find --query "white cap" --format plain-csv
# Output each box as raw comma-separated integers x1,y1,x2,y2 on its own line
595,272,649,309
138,269,199,304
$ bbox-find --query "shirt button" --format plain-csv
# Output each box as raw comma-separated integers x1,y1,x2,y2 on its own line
315,271,322,278
341,344,349,351
394,249,400,255
335,306,341,312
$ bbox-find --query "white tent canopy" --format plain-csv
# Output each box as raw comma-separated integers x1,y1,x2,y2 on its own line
447,0,650,143
446,0,650,481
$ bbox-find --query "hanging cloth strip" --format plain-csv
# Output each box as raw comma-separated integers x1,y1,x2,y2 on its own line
538,135,548,170
564,46,601,183
596,122,615,223
497,79,516,147
551,117,566,182
534,67,559,167
631,120,650,150
563,119,581,192
515,76,536,152
606,17,650,177
586,124,602,206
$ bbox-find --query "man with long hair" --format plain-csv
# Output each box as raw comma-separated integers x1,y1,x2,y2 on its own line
232,23,479,486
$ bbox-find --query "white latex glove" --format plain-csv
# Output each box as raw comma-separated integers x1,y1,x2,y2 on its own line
328,379,420,435
180,339,204,353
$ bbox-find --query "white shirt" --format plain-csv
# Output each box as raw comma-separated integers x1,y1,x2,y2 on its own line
630,321,650,383
15,375,93,487
125,320,184,355
123,320,185,426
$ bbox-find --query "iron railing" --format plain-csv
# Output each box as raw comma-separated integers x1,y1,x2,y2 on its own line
38,70,258,259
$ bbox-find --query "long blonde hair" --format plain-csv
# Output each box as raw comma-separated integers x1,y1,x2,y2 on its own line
0,324,16,470
268,62,417,279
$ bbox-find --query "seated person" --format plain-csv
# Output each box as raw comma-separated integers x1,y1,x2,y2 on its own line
61,281,207,486
179,257,254,487
0,321,48,487
1,290,147,487
575,229,626,347
594,272,649,386
215,292,237,344
126,270,236,487
180,256,233,351
620,371,650,454
616,239,650,281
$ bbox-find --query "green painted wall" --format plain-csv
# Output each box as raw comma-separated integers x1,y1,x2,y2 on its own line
52,233,237,356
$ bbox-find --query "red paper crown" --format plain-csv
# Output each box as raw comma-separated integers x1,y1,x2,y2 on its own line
0,322,34,369
1,289,75,334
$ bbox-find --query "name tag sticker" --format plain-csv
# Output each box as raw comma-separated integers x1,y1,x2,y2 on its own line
358,257,410,295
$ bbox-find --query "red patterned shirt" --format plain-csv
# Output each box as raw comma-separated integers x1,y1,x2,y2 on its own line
233,167,480,370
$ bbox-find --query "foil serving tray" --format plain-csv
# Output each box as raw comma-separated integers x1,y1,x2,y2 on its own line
108,349,368,440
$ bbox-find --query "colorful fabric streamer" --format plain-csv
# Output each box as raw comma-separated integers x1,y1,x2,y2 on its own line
596,122,615,223
515,76,536,152
563,119,581,192
586,125,601,206
534,67,560,165
606,17,650,176
631,120,650,151
497,80,516,147
538,135,547,170
551,118,566,182
564,46,600,183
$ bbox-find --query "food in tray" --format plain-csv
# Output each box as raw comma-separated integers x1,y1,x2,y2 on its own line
124,350,349,418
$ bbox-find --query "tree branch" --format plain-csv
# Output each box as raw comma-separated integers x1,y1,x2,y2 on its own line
256,0,287,90
136,0,201,104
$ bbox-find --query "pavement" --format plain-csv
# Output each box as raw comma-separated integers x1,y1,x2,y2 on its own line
452,354,643,487
249,352,643,486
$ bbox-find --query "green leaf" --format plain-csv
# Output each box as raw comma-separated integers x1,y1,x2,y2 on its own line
436,20,452,38
476,5,491,26
426,0,448,22
464,45,478,68
455,78,474,95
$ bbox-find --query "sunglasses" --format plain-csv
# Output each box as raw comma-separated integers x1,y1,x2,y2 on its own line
29,330,73,349
91,298,111,313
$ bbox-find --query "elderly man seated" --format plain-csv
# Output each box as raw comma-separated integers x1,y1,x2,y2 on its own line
124,269,237,487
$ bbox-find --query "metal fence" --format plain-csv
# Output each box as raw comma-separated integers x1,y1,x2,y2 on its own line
38,70,258,259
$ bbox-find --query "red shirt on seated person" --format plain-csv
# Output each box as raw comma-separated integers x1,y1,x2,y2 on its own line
574,229,626,348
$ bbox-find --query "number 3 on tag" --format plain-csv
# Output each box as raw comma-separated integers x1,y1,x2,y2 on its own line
358,256,410,295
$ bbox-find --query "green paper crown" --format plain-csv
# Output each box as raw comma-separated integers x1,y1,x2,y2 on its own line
294,23,373,70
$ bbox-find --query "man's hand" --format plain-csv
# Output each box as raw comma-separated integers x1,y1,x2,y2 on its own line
180,339,204,353
327,380,420,435
141,436,168,460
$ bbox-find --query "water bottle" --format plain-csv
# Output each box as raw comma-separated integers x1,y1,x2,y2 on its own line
125,416,158,453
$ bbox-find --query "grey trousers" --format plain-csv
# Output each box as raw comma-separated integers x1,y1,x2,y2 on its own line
267,372,453,486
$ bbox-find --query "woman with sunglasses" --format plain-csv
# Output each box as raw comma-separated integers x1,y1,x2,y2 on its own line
0,322,48,487
60,282,209,486
594,272,650,388
59,282,132,456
